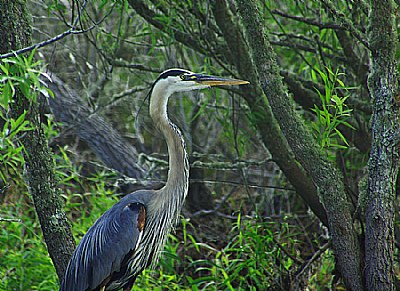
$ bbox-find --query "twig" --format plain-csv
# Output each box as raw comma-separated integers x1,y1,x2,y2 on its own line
295,241,331,281
111,60,161,73
0,217,22,223
0,28,92,60
189,209,238,220
273,237,304,265
191,158,273,171
1,0,106,60
320,0,369,49
272,9,345,30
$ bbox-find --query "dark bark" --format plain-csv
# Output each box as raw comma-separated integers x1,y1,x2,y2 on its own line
0,0,75,280
365,0,400,289
236,0,363,290
11,101,76,280
0,2,31,49
335,30,369,86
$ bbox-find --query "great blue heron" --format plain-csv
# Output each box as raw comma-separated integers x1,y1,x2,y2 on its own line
60,68,249,291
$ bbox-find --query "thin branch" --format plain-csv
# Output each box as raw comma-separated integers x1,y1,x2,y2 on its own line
94,86,148,111
272,9,345,30
272,5,369,50
0,0,114,60
0,217,22,223
273,236,304,265
295,241,331,282
0,28,92,59
190,210,238,220
127,0,208,55
72,0,89,29
320,0,369,49
191,158,273,171
111,60,160,73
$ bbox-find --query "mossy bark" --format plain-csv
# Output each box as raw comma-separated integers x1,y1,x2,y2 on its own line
0,1,31,51
365,0,399,289
236,0,363,289
0,0,75,281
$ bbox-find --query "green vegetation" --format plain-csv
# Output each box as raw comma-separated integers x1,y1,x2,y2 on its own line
0,106,333,289
0,50,52,182
1,174,336,290
2,0,398,290
310,66,354,153
0,198,58,291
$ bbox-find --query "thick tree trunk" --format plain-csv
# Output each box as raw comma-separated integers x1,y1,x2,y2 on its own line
236,0,363,289
47,75,147,182
0,0,75,280
365,0,399,289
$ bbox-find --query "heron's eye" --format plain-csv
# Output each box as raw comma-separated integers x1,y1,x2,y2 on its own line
181,74,197,81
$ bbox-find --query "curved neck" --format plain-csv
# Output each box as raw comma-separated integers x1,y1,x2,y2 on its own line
149,84,189,207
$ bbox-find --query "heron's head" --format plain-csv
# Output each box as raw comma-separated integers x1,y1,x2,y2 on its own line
151,68,249,97
149,68,249,122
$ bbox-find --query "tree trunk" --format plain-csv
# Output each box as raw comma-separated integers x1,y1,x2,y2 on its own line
236,0,363,289
365,0,399,289
47,74,147,182
0,0,75,280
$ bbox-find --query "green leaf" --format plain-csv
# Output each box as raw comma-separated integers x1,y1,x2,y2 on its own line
19,80,31,97
2,80,15,107
0,62,9,75
334,128,349,145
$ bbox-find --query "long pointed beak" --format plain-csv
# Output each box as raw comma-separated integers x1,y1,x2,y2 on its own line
193,74,249,86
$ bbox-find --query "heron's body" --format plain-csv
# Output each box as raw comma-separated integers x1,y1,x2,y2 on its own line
60,69,248,291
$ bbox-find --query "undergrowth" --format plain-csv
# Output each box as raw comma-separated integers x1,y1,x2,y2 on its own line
0,163,336,290
0,89,335,290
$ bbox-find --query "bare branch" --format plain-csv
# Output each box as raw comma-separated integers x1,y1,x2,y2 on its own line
272,9,345,30
0,0,115,60
295,241,331,283
320,0,369,49
0,27,94,59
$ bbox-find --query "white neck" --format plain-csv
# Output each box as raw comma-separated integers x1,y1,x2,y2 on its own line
149,81,189,209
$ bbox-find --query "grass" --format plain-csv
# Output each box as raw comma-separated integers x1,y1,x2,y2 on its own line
0,195,58,291
0,149,336,290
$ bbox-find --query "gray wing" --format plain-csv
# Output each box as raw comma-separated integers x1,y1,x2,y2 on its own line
60,200,146,291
